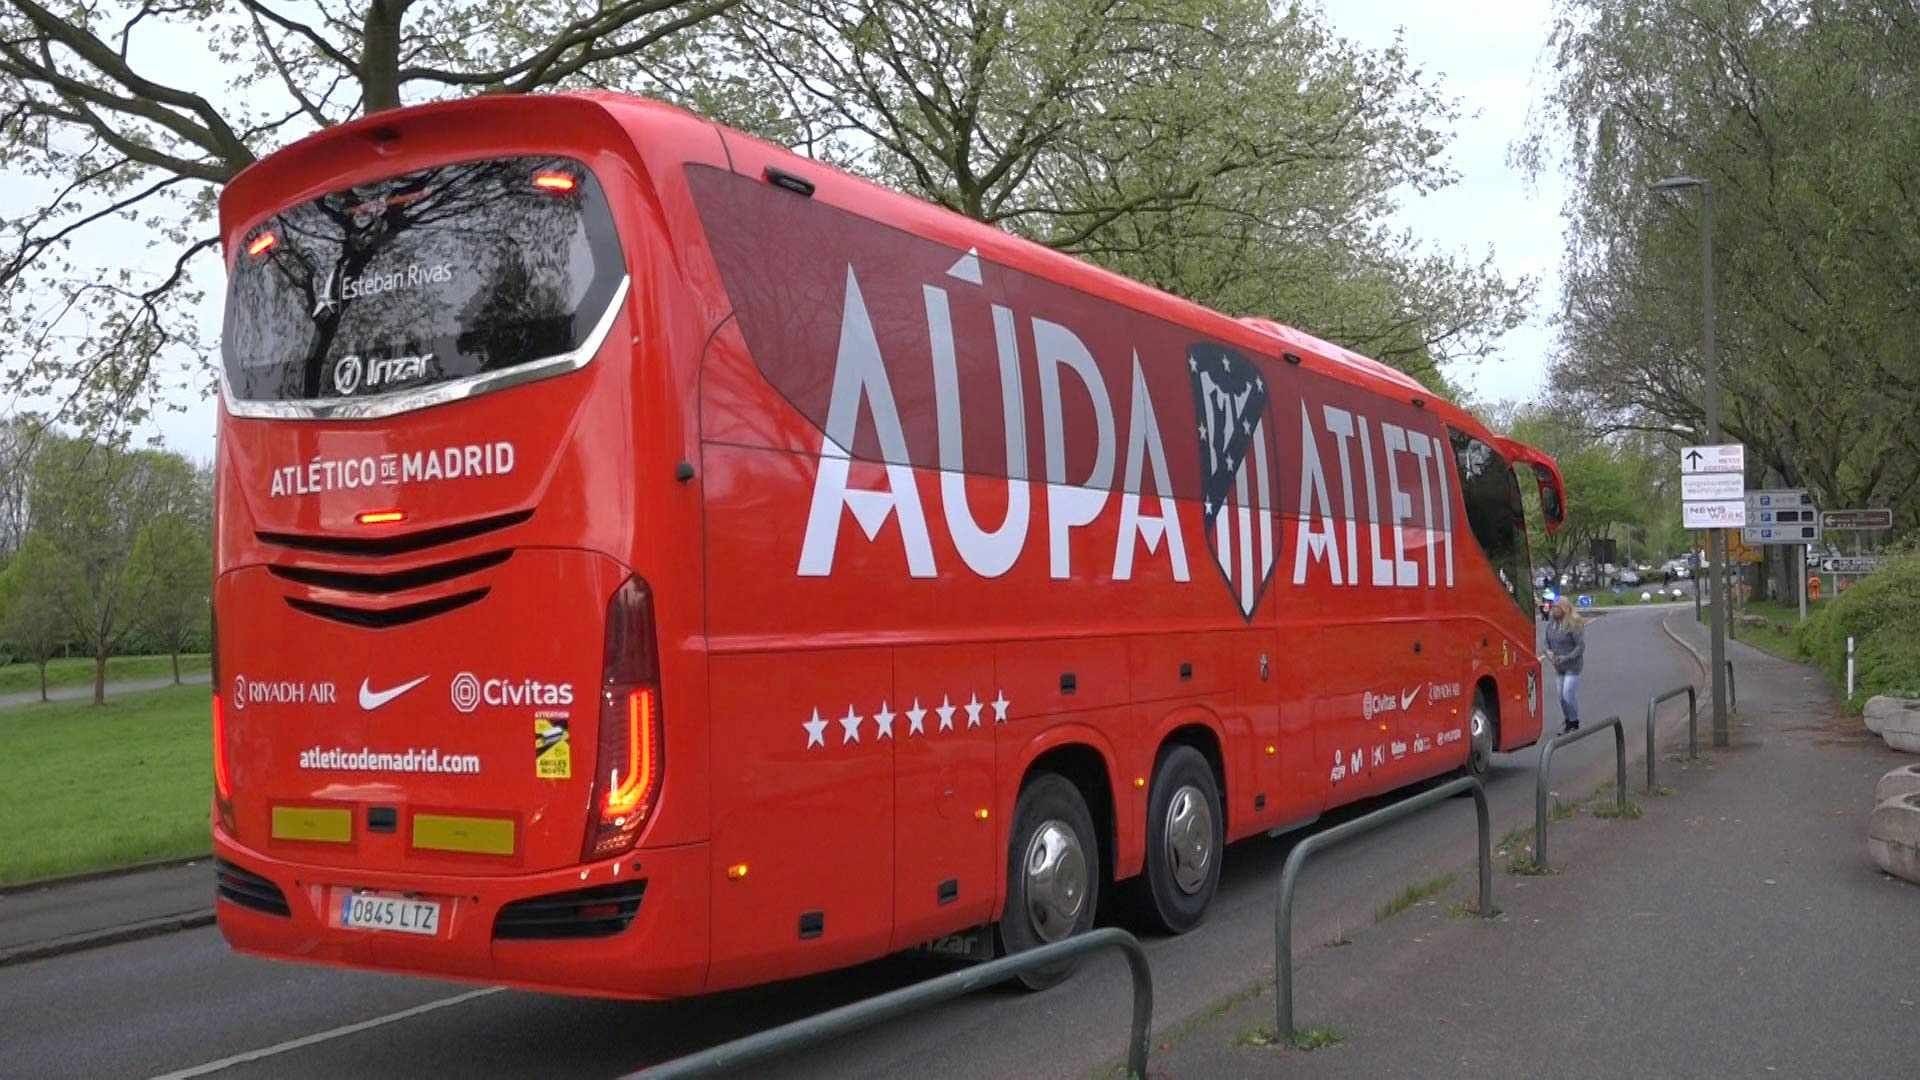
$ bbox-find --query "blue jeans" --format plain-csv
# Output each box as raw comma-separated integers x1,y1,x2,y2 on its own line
1559,671,1581,727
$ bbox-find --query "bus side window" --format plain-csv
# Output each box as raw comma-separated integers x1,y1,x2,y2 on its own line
1447,429,1534,618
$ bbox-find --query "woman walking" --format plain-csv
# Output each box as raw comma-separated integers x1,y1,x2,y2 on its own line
1545,597,1587,734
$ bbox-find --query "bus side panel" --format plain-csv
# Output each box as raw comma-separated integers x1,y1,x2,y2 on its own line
890,641,998,949
704,639,896,991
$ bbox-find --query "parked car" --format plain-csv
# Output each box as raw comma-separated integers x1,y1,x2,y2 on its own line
1617,569,1641,585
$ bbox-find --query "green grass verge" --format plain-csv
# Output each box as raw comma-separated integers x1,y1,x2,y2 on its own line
1728,598,1805,662
0,653,210,698
0,685,211,884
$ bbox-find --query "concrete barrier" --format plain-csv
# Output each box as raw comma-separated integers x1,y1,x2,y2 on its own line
1864,695,1920,739
1868,793,1920,885
1870,696,1920,753
1876,764,1920,805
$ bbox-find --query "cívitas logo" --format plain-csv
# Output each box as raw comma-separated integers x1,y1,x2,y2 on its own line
449,672,575,714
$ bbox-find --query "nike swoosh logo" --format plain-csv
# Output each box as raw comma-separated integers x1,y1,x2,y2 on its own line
359,675,428,712
1401,684,1422,710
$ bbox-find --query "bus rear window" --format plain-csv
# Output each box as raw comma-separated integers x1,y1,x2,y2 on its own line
222,155,626,416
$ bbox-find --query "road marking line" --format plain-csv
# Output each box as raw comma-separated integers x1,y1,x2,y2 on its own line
148,986,502,1079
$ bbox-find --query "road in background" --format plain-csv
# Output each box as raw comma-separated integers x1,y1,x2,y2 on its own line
0,605,1692,1080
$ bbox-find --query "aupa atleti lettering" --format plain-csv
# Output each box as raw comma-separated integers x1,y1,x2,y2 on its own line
788,258,1456,615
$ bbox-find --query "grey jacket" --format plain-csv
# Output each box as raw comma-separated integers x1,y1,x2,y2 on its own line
1545,619,1585,675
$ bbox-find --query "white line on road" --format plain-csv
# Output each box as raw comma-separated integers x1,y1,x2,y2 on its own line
148,986,502,1080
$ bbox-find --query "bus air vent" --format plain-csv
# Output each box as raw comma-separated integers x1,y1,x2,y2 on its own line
214,859,291,917
257,509,531,558
493,880,648,940
285,588,488,629
269,550,512,594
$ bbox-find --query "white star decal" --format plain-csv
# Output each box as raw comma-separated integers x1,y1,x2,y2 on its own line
905,698,927,735
936,695,956,731
802,708,827,749
991,690,1010,724
839,705,863,744
874,700,896,739
964,692,984,728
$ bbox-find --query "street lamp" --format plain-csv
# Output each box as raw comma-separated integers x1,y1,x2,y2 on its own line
1651,174,1729,747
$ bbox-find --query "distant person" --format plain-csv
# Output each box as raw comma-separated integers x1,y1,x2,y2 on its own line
1545,597,1587,734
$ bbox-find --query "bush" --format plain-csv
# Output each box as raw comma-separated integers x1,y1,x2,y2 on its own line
1796,548,1920,708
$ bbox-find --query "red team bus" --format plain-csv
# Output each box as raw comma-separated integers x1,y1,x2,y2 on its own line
211,91,1566,998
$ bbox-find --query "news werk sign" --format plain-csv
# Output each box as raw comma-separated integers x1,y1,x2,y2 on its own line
1679,443,1745,529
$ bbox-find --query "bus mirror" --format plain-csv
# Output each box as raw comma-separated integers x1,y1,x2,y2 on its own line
1533,463,1566,532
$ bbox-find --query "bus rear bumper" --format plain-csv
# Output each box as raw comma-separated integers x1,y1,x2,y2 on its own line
212,831,710,999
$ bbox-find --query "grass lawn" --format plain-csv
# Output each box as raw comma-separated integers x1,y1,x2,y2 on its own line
1700,597,1807,662
0,653,210,697
0,685,211,884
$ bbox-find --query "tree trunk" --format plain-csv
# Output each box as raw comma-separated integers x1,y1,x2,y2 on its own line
172,647,181,686
360,0,409,113
93,643,107,706
38,660,48,703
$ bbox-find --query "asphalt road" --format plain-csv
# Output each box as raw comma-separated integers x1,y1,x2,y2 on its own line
0,671,210,710
0,605,1695,1080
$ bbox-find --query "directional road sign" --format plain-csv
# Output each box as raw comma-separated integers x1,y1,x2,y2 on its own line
1681,473,1744,501
1824,509,1893,531
1823,556,1882,575
1680,444,1745,475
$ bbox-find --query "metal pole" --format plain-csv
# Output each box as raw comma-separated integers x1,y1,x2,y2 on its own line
1798,544,1807,624
1701,182,1730,747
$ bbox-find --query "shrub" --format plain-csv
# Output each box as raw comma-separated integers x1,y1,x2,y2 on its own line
1797,548,1920,708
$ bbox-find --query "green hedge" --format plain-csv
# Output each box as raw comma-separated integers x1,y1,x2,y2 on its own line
1796,549,1920,708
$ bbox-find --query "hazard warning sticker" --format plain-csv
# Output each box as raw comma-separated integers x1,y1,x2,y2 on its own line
534,712,571,779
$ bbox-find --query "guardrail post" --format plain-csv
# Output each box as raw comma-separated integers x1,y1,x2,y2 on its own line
1645,685,1701,793
1274,776,1491,1040
633,926,1152,1079
1533,716,1628,871
1726,660,1736,713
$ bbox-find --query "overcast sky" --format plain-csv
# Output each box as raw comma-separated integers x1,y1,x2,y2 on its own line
4,0,1566,463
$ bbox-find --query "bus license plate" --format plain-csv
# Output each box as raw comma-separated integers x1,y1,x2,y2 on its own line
339,893,441,936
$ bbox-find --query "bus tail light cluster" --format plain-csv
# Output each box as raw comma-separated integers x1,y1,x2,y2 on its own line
584,577,664,861
210,608,236,835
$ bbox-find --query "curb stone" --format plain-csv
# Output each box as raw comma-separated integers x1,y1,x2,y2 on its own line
0,909,215,968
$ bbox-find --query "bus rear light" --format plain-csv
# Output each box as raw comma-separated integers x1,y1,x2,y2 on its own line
585,578,663,861
356,509,405,525
247,231,277,256
532,171,578,193
211,610,236,833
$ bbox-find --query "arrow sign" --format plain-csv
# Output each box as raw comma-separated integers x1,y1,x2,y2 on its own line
1679,443,1744,475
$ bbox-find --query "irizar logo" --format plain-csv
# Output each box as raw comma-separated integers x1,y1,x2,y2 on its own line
332,352,433,396
449,672,575,714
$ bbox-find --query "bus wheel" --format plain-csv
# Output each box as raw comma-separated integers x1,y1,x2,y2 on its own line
1467,690,1496,779
997,772,1099,990
1136,745,1223,934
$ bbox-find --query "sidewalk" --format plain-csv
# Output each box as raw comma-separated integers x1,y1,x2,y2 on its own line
0,859,213,966
1150,620,1914,1077
0,671,210,710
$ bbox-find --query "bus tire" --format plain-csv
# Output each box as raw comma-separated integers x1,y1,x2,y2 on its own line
1467,689,1496,779
1136,745,1223,934
996,772,1099,990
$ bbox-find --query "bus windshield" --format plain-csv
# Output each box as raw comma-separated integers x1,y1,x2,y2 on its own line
221,154,626,416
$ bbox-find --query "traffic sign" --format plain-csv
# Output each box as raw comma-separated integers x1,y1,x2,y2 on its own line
1684,500,1745,528
1680,444,1744,474
1823,555,1883,575
1824,508,1893,531
1725,530,1763,564
1681,473,1744,500
1742,489,1820,544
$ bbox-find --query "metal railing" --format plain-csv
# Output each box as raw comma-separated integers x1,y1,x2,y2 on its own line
1533,715,1626,870
1273,775,1493,1039
630,927,1153,1079
1645,684,1699,791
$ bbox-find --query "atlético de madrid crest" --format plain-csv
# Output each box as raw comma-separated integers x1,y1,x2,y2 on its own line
1187,343,1276,620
